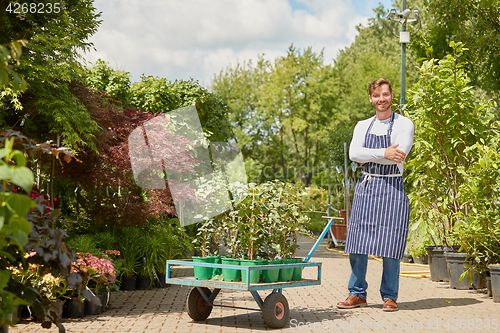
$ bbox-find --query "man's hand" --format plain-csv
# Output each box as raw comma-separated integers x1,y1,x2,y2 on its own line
385,144,406,163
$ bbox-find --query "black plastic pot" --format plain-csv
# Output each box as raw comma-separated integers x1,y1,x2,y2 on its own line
121,275,137,290
426,246,451,282
402,254,413,263
99,292,110,312
487,276,492,297
488,264,500,303
445,252,484,290
63,297,85,318
413,255,429,265
84,294,102,315
137,275,153,290
157,273,169,288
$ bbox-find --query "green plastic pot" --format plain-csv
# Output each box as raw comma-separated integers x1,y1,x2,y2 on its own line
193,256,215,280
262,259,281,283
221,257,241,282
212,256,222,278
240,259,266,283
292,258,303,281
279,259,295,282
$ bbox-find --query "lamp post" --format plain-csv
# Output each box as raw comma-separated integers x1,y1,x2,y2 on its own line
385,1,421,116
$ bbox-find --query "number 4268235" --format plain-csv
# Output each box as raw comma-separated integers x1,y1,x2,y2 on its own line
6,2,61,14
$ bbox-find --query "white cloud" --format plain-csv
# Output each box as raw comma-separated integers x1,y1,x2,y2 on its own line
84,0,382,86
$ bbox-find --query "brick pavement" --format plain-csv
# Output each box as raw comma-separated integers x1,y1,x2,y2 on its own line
10,235,500,333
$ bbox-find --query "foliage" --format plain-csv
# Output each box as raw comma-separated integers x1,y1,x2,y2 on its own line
141,217,193,276
405,42,497,247
130,76,234,142
0,137,35,326
115,227,141,278
0,0,102,152
327,125,354,169
84,59,131,105
13,251,68,302
58,81,179,227
453,140,500,271
212,45,336,186
67,234,100,254
412,0,500,97
244,158,263,184
194,181,309,260
0,40,27,92
0,132,92,331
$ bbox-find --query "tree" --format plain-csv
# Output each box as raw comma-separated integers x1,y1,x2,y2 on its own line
212,45,336,186
262,46,335,185
0,0,102,152
0,40,26,92
405,42,497,246
412,0,500,99
211,56,271,165
331,3,423,126
84,59,132,105
130,76,234,143
57,81,183,227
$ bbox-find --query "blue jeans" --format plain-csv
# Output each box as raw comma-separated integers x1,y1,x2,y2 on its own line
347,253,400,301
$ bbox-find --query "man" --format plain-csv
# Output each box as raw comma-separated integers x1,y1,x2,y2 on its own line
337,78,414,312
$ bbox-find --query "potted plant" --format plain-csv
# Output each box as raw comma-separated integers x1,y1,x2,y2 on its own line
192,218,222,280
452,142,500,296
117,227,141,290
155,218,193,287
242,181,308,283
71,251,117,315
408,245,429,265
136,231,167,290
238,190,267,283
219,212,242,282
406,42,495,282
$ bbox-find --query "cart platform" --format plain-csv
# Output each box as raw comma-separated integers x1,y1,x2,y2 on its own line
166,259,321,290
165,216,343,328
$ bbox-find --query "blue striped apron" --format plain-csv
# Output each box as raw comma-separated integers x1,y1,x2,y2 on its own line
345,112,410,260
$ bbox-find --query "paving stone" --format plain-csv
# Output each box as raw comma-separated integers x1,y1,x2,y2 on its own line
9,235,500,332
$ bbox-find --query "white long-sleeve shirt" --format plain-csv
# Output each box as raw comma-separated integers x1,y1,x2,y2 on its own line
349,112,414,174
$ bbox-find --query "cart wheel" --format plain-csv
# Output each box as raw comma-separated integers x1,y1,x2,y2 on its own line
262,292,289,328
187,287,212,321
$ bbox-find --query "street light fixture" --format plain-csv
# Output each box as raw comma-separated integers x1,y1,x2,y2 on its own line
385,1,421,116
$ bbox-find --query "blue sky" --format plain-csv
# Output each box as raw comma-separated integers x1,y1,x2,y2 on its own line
84,0,397,86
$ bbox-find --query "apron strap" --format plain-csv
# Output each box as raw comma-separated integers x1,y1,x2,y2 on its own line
387,112,395,144
364,112,395,146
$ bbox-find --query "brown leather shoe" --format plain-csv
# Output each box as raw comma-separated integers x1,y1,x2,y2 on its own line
383,298,398,311
337,294,367,309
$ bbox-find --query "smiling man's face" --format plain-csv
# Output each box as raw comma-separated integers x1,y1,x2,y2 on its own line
369,84,393,116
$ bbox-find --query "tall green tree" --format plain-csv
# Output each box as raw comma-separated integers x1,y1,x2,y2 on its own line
130,76,234,143
412,0,500,98
0,0,101,152
405,42,497,246
213,45,336,186
84,59,132,105
332,2,423,125
211,56,270,165
263,46,335,185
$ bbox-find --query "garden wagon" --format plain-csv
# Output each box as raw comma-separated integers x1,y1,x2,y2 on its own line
165,216,342,328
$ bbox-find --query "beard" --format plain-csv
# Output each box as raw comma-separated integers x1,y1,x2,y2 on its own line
374,101,391,113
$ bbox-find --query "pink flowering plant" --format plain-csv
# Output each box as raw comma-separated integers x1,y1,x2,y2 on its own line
71,251,120,293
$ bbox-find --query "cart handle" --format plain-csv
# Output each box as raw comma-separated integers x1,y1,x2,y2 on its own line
303,216,344,263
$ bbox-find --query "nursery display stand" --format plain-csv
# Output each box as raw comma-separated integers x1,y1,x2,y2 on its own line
165,216,343,328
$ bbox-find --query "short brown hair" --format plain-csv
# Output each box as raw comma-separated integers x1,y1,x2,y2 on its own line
368,78,392,95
